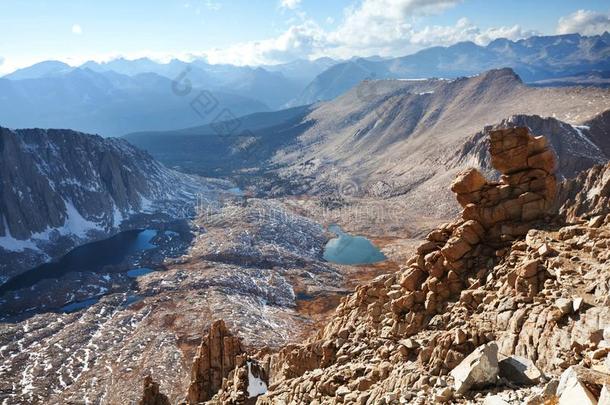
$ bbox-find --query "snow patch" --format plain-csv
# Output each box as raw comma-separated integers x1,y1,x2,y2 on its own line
247,361,267,398
112,203,124,227
0,215,39,252
587,168,610,200
61,200,103,238
572,125,602,153
140,196,153,212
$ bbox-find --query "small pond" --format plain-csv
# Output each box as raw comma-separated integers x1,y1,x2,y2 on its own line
60,297,100,313
126,268,155,278
323,224,386,265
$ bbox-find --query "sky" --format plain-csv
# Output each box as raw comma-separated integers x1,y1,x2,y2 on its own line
0,0,609,74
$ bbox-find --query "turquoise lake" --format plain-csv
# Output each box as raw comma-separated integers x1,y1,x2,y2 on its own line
323,225,386,265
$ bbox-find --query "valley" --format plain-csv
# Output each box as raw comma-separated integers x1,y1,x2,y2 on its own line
0,193,402,404
125,68,610,237
0,22,609,405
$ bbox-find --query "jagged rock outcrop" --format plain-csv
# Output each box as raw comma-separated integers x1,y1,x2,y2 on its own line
208,356,269,404
557,161,610,223
139,376,171,405
246,126,609,404
0,127,221,283
136,126,610,404
186,320,244,404
139,320,269,405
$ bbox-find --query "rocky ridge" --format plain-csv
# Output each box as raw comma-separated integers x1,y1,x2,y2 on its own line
557,161,610,223
272,69,610,227
295,33,610,105
142,125,610,404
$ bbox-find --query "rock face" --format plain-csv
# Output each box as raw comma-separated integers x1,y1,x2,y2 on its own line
186,320,244,404
207,357,269,404
139,320,269,405
557,161,610,223
498,355,544,386
0,127,219,283
557,366,610,405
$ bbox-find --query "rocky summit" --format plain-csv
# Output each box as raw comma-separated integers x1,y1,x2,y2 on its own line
141,125,610,404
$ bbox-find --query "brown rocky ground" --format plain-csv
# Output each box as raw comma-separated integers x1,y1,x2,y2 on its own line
141,125,610,405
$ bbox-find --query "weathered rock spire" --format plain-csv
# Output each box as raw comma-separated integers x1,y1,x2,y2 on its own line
186,319,243,404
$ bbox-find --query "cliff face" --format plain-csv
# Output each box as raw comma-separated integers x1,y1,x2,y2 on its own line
149,126,610,404
557,161,610,223
0,127,218,282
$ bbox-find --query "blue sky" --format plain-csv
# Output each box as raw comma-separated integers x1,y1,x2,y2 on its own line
0,0,609,74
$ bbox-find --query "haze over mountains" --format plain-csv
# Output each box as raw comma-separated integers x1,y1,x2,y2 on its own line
2,33,609,137
0,68,269,136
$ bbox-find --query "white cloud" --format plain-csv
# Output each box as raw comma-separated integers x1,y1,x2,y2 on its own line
326,0,460,49
410,18,537,47
203,0,464,64
1,0,547,73
71,24,82,35
557,9,610,36
201,0,538,66
280,0,301,10
204,20,326,65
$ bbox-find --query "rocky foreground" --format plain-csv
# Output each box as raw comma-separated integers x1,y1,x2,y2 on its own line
142,126,610,404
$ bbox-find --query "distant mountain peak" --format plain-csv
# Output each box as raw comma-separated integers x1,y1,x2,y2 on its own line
4,60,73,80
478,67,523,84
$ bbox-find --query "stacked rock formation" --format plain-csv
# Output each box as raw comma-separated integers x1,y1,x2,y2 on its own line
381,126,558,330
186,320,243,404
453,126,557,243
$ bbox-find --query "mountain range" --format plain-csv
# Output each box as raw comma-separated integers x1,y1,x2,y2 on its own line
294,32,610,105
2,33,609,138
0,68,270,137
1,29,610,405
3,57,338,113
